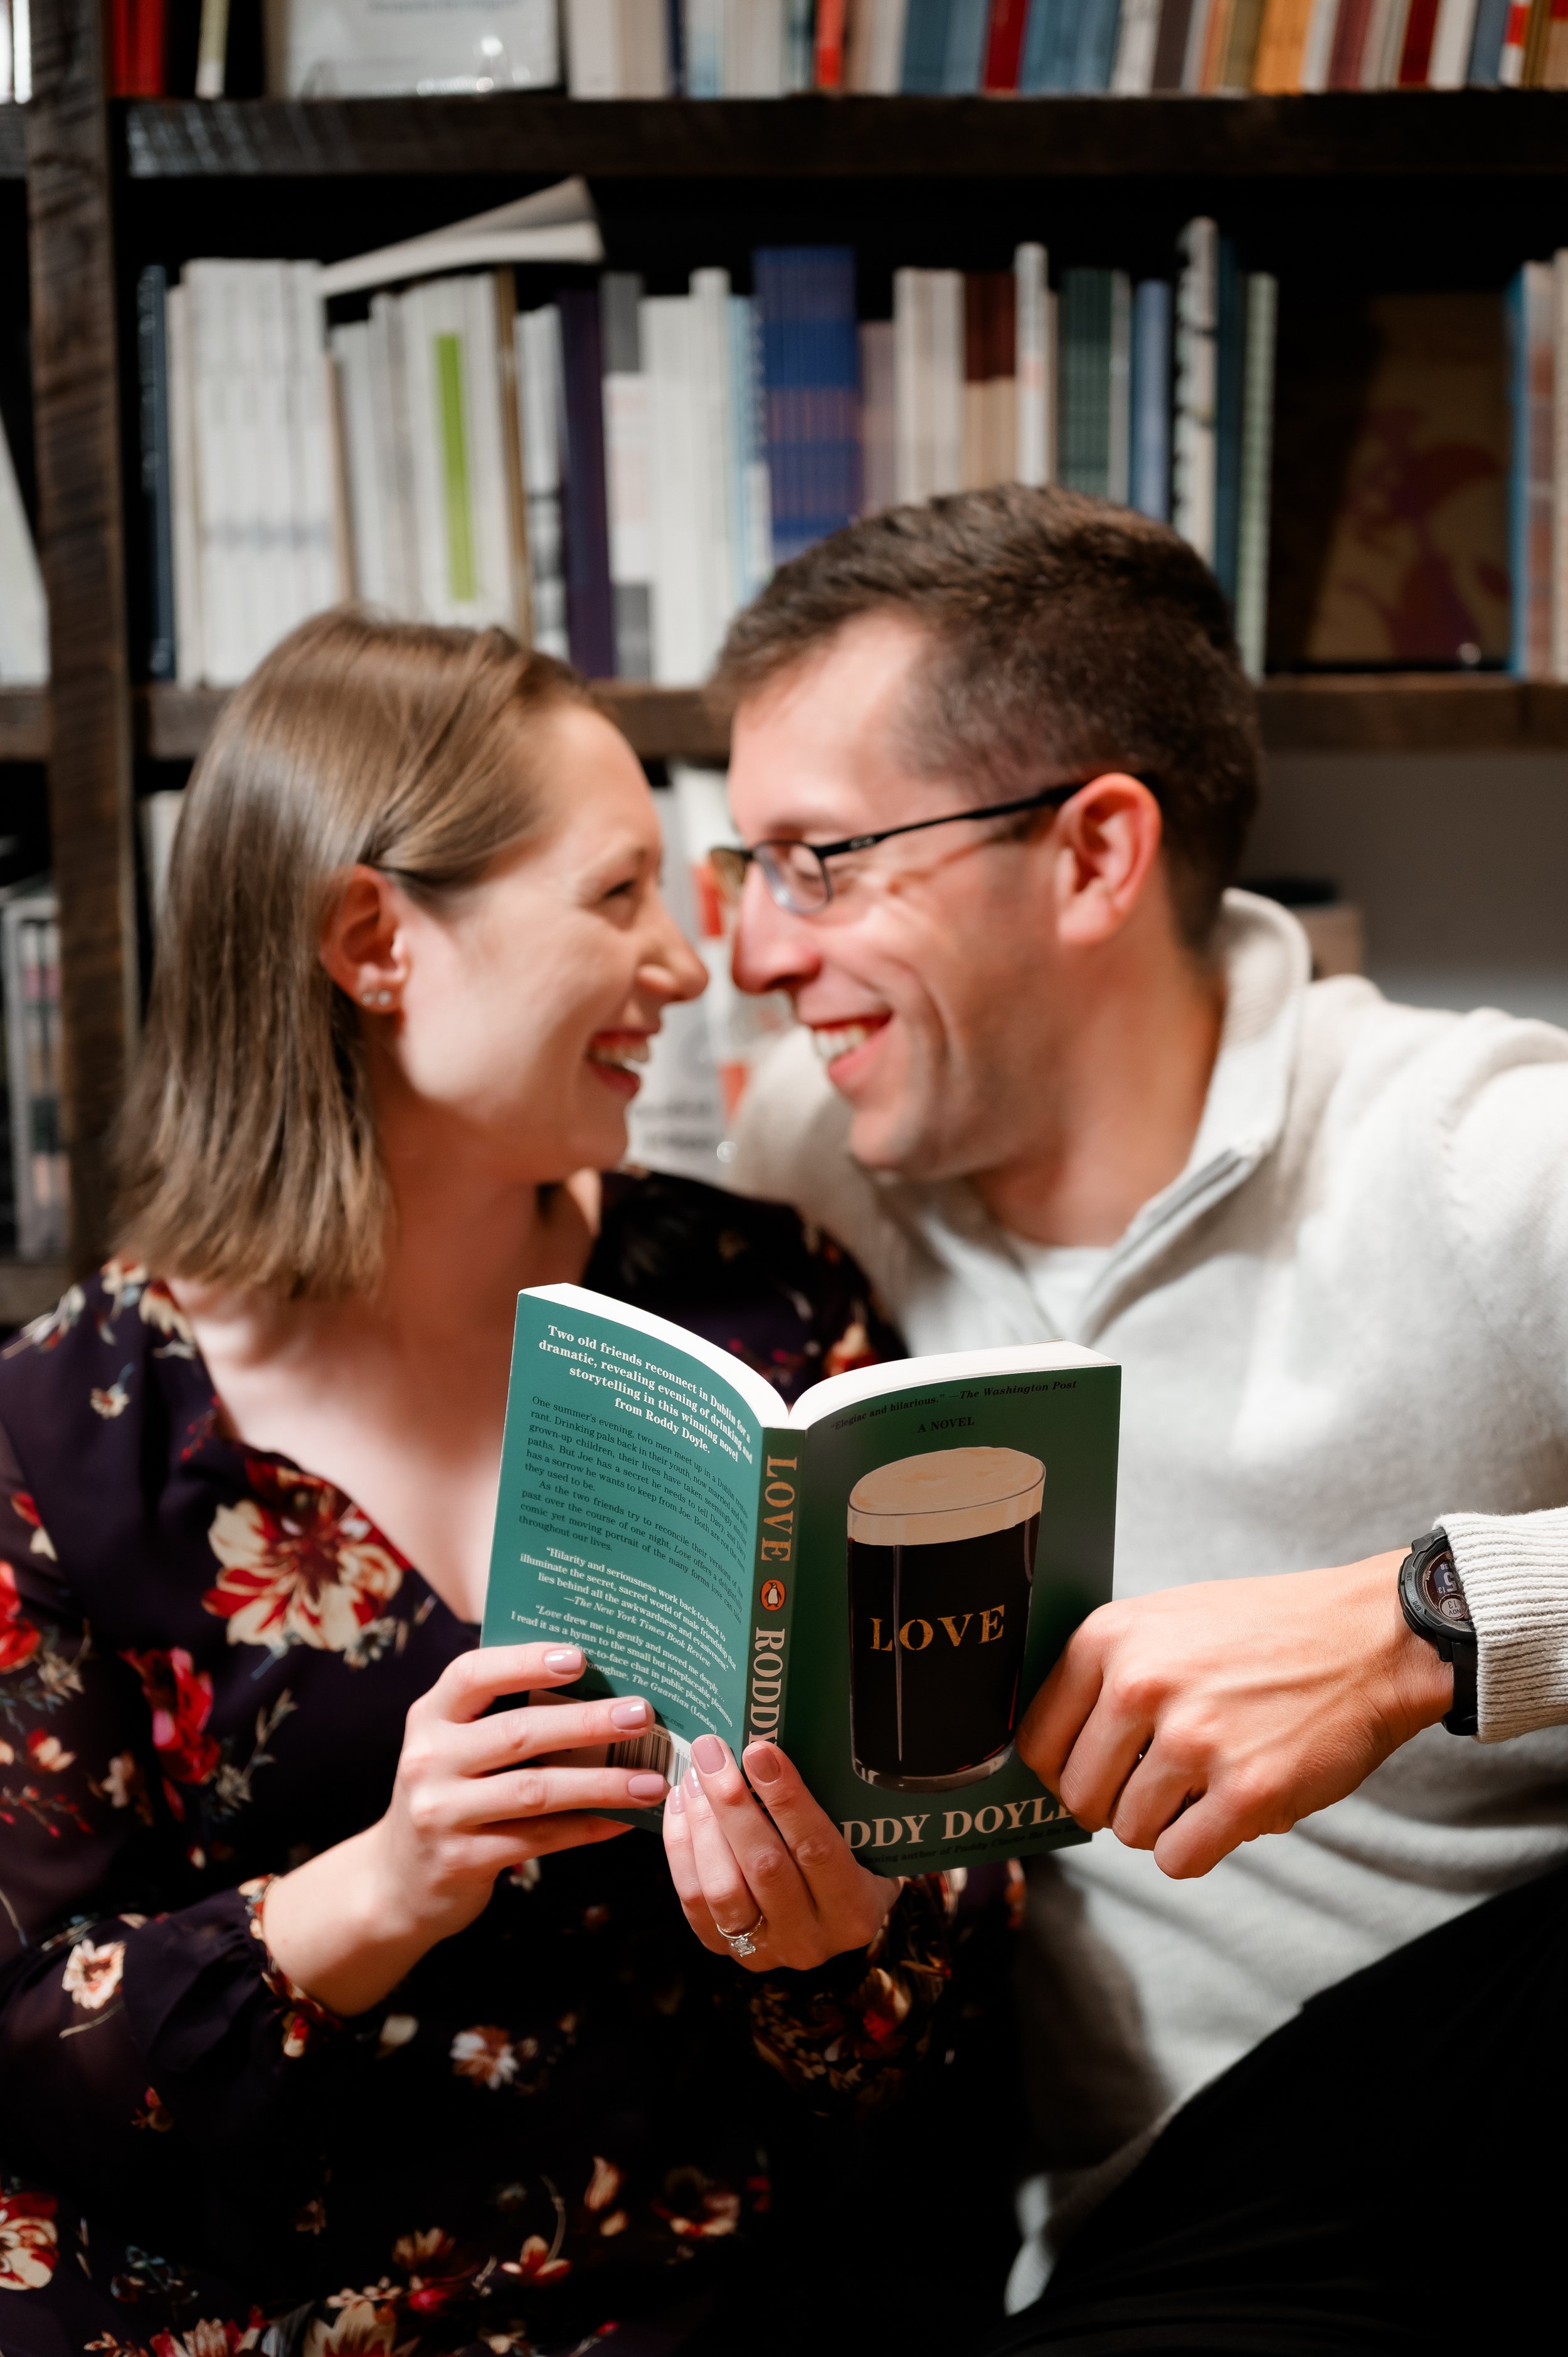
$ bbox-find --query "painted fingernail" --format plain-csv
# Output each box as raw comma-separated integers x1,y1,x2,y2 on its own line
667,1782,684,1815
610,1698,650,1730
692,1734,726,1774
544,1646,583,1674
627,1772,667,1800
745,1742,783,1784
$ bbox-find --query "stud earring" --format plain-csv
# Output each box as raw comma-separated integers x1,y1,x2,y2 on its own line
359,989,376,1008
376,990,394,1008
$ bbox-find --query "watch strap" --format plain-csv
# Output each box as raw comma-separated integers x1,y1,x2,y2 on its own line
1400,1529,1478,1737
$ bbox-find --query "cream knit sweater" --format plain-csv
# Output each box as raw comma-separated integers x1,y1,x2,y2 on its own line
733,890,1568,2189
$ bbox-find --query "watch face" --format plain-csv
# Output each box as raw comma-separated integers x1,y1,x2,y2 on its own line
1421,1550,1471,1627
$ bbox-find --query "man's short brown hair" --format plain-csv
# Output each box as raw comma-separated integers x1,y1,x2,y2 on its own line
714,484,1261,947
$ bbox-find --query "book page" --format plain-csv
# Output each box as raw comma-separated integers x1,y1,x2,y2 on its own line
483,1287,776,1774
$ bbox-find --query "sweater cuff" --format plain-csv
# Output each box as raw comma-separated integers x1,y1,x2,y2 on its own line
1439,1505,1568,1742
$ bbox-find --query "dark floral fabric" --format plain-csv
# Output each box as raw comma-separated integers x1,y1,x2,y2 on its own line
0,1180,1002,2357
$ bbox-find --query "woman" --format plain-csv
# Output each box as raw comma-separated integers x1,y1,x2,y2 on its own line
0,613,1010,2357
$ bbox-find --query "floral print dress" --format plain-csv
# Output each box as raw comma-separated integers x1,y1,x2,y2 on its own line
0,1179,1011,2357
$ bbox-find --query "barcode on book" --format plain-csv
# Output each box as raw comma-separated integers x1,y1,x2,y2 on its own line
607,1726,692,1786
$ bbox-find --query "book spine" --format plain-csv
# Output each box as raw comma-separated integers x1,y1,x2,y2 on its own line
1217,0,1266,82
1213,237,1244,604
1173,217,1219,566
0,397,47,684
517,305,570,659
601,271,654,678
1522,0,1554,73
1328,0,1375,76
1234,271,1277,679
901,0,951,87
558,286,617,679
1509,261,1555,679
1015,240,1052,487
1298,0,1343,82
494,273,534,647
1466,0,1510,68
985,0,1031,83
1107,270,1132,503
1059,269,1113,499
1180,0,1216,83
330,321,382,604
1252,0,1315,85
1078,0,1125,84
1152,0,1197,82
1111,0,1163,87
1428,0,1481,77
728,292,773,605
942,0,991,84
137,263,177,681
165,279,203,685
567,0,620,93
131,0,167,91
690,265,737,674
1498,0,1530,76
746,1429,802,1753
1397,0,1441,75
815,0,849,83
755,245,860,567
785,0,815,87
867,0,913,87
859,319,898,514
1130,275,1171,521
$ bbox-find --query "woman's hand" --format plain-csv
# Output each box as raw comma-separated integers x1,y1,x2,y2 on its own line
663,1735,896,1972
261,1642,666,2016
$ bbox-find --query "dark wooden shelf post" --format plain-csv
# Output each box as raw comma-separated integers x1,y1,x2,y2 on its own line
26,0,139,1272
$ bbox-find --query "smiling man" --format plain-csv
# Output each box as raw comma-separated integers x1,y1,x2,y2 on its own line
714,486,1568,2347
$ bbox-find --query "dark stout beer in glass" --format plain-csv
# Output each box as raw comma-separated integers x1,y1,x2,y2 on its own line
847,1447,1044,1792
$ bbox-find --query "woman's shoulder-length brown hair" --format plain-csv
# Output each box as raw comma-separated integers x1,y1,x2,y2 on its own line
115,606,593,1302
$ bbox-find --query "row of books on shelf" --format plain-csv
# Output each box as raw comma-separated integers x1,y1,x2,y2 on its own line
90,0,1568,101
142,225,1279,692
0,880,65,1263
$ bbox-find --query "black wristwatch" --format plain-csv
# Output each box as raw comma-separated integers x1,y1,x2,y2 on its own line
1398,1528,1477,1736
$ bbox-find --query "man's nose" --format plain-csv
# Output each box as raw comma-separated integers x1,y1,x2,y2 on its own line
730,865,818,999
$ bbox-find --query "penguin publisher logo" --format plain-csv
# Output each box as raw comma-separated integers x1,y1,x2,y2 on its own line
760,1578,787,1612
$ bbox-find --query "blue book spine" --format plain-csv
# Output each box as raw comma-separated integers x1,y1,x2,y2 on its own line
1213,239,1244,608
137,263,176,683
1059,269,1113,499
943,0,992,86
1046,0,1086,89
1467,0,1510,79
903,0,954,90
1074,0,1121,85
1508,267,1528,676
1018,0,1054,86
754,246,861,567
667,0,685,91
1130,279,1172,524
785,0,815,87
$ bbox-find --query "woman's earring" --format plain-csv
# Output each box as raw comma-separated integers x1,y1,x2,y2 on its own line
359,986,396,1010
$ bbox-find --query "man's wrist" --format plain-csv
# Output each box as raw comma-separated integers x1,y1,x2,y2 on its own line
1375,1546,1459,1732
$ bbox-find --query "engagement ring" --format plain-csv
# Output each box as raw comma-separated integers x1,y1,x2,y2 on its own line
719,1911,764,1959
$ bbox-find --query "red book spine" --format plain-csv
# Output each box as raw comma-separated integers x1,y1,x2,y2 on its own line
1327,0,1374,83
1397,0,1440,78
815,0,849,86
984,0,1031,85
110,0,134,93
132,0,167,92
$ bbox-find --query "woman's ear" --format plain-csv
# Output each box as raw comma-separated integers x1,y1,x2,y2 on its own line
319,866,408,1014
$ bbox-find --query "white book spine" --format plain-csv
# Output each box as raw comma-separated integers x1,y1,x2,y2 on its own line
1015,243,1053,489
603,373,654,585
0,405,46,684
1235,273,1277,681
186,263,239,684
289,262,341,619
369,292,421,619
1173,218,1219,565
1359,0,1402,85
1111,0,1162,90
1298,0,1340,87
690,268,737,668
617,0,670,93
1428,0,1481,83
464,272,516,628
330,321,386,604
566,0,619,93
643,295,706,684
859,319,898,516
684,0,724,92
893,269,924,504
1555,251,1568,683
724,0,785,90
166,281,204,686
930,272,965,497
867,0,911,87
1107,272,1133,506
517,304,569,659
728,293,772,606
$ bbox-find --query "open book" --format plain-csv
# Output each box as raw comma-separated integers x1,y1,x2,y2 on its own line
482,1285,1120,1876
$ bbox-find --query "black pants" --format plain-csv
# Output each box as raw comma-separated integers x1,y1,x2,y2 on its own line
980,1860,1568,2355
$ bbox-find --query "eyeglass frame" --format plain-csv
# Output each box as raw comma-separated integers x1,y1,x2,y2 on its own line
708,772,1159,917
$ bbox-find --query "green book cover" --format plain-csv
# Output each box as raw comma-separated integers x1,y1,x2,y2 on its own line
482,1284,1120,1878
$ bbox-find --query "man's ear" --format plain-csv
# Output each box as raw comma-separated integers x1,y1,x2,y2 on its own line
319,865,408,1010
1051,775,1166,949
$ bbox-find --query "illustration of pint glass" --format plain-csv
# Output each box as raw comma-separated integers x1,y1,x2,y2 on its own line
847,1447,1044,1792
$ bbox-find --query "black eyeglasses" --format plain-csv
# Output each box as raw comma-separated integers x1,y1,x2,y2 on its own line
708,775,1145,917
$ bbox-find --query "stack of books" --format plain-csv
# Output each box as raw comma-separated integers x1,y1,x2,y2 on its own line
139,225,1290,688
100,0,1568,97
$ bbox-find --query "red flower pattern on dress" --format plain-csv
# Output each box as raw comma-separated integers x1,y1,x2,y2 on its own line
11,1491,55,1558
203,1462,403,1657
120,1647,222,1814
150,2323,250,2357
0,2188,58,2290
0,1562,40,1675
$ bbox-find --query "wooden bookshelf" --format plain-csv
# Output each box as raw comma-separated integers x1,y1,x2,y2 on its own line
124,676,1568,765
121,92,1568,184
14,4,1568,1267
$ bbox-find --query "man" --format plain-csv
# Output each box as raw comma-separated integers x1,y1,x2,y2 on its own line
715,486,1568,2344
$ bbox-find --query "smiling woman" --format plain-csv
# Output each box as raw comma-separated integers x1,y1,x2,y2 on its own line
0,610,1016,2357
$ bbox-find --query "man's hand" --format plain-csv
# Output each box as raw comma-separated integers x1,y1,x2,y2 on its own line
1017,1551,1456,1880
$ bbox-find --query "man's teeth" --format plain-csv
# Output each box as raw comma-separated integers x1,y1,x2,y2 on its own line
588,1038,652,1068
812,1021,879,1064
